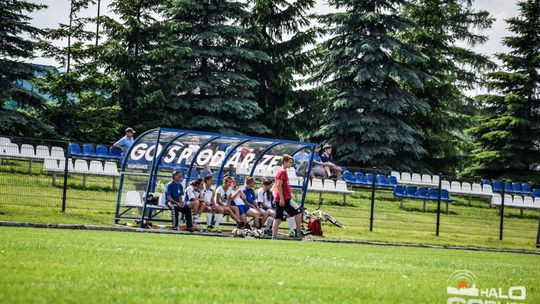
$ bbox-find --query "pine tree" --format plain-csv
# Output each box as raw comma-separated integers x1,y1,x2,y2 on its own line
242,0,319,139
466,0,540,180
0,0,52,136
314,0,430,170
163,0,270,135
401,0,494,174
99,0,181,132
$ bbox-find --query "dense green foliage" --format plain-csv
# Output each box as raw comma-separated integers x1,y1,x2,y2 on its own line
401,0,495,174
466,0,540,181
314,0,430,170
0,0,52,137
2,0,539,179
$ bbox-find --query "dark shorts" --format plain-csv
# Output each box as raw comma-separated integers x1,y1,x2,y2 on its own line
275,199,301,220
237,205,250,216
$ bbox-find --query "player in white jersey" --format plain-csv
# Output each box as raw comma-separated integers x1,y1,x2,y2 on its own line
200,175,240,232
184,179,206,225
215,176,242,228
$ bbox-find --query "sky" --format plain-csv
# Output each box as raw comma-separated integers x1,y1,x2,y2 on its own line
28,0,520,68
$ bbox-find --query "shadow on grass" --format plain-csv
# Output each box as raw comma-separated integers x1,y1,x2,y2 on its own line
400,205,458,215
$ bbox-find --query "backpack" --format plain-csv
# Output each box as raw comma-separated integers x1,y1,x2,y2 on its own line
307,218,323,236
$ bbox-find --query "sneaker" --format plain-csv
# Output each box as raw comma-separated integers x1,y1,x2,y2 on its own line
188,227,199,232
289,231,295,238
295,230,305,238
214,227,222,233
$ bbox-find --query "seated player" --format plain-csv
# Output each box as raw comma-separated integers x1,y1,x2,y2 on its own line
215,176,242,228
165,171,196,232
242,177,267,229
201,175,240,232
256,179,276,233
229,178,260,229
184,179,206,225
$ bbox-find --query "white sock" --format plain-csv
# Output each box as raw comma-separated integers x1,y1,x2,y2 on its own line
288,217,295,232
215,214,224,227
194,215,200,223
206,213,213,226
266,217,274,231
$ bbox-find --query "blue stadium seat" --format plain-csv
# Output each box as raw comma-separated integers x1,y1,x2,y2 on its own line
376,174,387,186
441,189,453,201
96,145,111,159
415,187,427,199
343,171,355,183
481,179,491,185
504,181,513,193
511,182,522,193
82,144,96,156
365,173,374,184
492,181,502,192
109,146,122,159
405,186,417,197
532,189,540,199
69,143,82,156
393,185,405,198
427,188,439,200
521,183,532,194
387,176,398,186
354,172,365,184
188,169,199,180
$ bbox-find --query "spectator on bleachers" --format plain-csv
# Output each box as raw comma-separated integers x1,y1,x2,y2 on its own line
114,127,135,153
321,144,341,180
165,171,196,232
294,148,311,176
311,147,330,179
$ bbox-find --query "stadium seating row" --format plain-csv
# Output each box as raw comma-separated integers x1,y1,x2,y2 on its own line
69,143,122,160
342,171,398,187
44,159,119,176
491,194,540,210
390,171,440,186
393,185,453,202
482,180,539,196
0,140,65,159
308,179,351,194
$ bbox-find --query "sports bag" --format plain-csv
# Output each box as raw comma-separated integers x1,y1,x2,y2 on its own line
307,218,323,236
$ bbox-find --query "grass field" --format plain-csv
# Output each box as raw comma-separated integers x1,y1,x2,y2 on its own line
0,227,539,303
1,159,539,251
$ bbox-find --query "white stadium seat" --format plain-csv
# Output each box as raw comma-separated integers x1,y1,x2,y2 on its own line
43,159,58,171
89,161,103,174
401,172,411,182
58,159,74,171
482,184,493,194
491,194,501,206
104,162,119,176
503,194,513,205
421,174,432,184
336,180,348,192
450,181,461,192
432,175,440,185
441,180,451,190
0,137,10,145
534,200,540,209
126,191,142,207
390,171,400,181
35,145,50,158
411,173,422,183
236,165,250,176
461,182,472,194
512,196,523,206
20,144,35,158
3,143,19,156
51,146,65,159
523,197,534,208
73,159,88,173
471,183,482,194
309,179,323,191
286,168,296,179
323,179,335,190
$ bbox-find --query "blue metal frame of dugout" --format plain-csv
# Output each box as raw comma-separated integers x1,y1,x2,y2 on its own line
113,127,317,226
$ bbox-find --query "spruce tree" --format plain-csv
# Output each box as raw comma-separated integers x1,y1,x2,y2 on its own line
314,0,430,170
0,0,52,136
99,0,181,132
401,0,494,174
163,0,270,135
243,0,319,139
466,0,540,180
